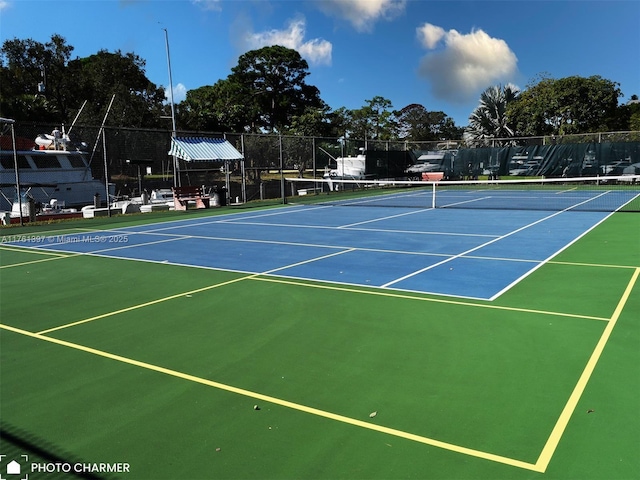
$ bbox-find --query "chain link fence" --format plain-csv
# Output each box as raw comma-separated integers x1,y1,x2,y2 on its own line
2,122,639,217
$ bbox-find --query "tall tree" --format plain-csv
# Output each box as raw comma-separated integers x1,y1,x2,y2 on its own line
227,45,324,133
0,34,74,121
177,80,246,133
67,50,166,128
601,94,640,132
507,75,622,136
396,104,462,141
326,107,352,139
628,95,640,131
286,104,334,137
349,96,397,140
464,84,519,145
1,35,166,128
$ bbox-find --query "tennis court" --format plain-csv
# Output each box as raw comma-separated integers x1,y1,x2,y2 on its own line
0,203,624,300
1,178,639,479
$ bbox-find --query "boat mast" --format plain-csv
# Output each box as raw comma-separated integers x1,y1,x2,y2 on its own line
164,28,179,187
67,100,87,137
1,117,22,225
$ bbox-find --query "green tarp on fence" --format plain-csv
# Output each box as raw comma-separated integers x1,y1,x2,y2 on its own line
429,142,640,179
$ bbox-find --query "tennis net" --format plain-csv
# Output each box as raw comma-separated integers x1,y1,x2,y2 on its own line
285,175,640,212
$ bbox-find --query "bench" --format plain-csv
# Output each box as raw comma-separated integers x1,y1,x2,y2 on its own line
172,186,210,211
297,187,322,196
421,172,445,182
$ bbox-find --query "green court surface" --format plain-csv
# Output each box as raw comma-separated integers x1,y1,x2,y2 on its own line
0,210,638,480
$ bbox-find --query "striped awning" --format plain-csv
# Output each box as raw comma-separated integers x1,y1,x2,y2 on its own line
168,137,243,162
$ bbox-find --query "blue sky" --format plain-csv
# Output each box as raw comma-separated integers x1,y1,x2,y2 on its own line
1,0,638,127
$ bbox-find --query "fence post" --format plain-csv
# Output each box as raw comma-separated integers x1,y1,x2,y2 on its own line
280,135,286,204
240,133,246,203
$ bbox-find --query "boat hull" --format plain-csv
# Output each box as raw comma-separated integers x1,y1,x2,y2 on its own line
0,148,115,211
0,181,114,211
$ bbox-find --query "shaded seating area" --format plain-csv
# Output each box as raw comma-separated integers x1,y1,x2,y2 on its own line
168,137,244,207
172,185,210,210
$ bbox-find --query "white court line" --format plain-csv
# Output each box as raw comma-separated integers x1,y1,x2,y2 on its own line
338,208,430,228
214,204,332,223
381,195,608,289
487,208,620,301
439,196,492,208
216,220,497,238
312,188,430,209
4,222,492,268
52,230,465,263
261,248,357,274
7,193,623,303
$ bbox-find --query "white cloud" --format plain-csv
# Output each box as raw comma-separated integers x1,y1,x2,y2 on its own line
191,0,222,12
0,0,10,10
417,23,445,50
417,25,518,103
243,17,332,67
165,83,187,104
316,0,406,32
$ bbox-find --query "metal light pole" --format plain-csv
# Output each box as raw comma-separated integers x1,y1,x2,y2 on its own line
164,28,179,187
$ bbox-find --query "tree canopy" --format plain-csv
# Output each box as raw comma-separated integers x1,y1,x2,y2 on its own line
396,103,462,141
0,34,74,122
1,35,167,128
229,45,326,133
67,50,167,128
464,76,632,141
1,34,636,141
177,82,245,133
507,75,622,136
464,84,520,145
176,45,329,134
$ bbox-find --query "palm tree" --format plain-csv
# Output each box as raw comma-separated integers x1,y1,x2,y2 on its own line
464,84,519,146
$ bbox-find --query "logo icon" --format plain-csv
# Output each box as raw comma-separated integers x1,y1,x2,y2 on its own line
0,455,29,480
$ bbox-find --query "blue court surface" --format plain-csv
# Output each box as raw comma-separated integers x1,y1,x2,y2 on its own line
6,205,613,300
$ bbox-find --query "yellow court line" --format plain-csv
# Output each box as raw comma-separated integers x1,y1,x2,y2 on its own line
0,244,72,256
534,267,640,472
0,251,79,269
1,226,99,238
4,270,637,472
37,270,611,336
0,322,540,472
37,274,258,334
1,250,621,325
548,259,640,270
251,276,610,322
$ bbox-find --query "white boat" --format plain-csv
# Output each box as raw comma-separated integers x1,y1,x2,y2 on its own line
80,188,176,218
0,129,115,212
119,188,175,213
323,153,367,179
0,189,84,225
321,154,367,192
35,127,73,150
322,146,367,185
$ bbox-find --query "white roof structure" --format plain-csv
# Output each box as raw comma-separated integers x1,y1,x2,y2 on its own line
169,137,243,162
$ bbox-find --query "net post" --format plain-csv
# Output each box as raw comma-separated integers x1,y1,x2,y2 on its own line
431,182,436,209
